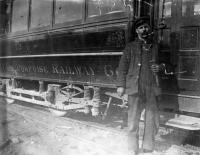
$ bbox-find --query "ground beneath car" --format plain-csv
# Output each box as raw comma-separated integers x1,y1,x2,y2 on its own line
0,97,199,155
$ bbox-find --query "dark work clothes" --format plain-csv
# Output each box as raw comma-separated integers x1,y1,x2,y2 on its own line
117,40,160,153
116,40,159,96
139,44,154,94
127,93,159,152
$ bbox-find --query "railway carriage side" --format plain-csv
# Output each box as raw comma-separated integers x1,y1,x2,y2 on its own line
0,0,134,116
1,0,200,131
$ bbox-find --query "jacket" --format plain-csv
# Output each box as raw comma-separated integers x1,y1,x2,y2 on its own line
116,39,160,95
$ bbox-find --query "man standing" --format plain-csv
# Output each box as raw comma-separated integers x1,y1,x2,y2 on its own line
116,17,160,155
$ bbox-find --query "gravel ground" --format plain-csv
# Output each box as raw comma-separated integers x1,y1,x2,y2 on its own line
0,97,199,155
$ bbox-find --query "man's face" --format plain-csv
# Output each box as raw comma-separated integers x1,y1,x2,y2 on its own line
136,23,151,40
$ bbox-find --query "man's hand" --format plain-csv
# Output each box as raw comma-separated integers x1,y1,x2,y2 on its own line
117,87,125,97
151,64,160,73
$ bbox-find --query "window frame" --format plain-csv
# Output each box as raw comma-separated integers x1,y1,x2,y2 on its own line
28,0,53,33
85,0,129,24
11,0,30,34
7,0,131,35
52,0,85,29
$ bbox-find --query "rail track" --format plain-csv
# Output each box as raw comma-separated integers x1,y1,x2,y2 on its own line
3,97,129,155
1,97,200,155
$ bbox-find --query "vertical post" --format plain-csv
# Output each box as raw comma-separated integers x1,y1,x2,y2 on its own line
83,86,91,114
39,81,45,93
5,79,11,97
150,0,161,87
11,78,15,89
152,0,160,62
138,0,141,17
27,0,31,32
91,87,101,116
0,80,6,94
46,84,61,105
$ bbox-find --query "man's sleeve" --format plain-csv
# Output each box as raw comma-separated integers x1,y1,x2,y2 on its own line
116,45,130,88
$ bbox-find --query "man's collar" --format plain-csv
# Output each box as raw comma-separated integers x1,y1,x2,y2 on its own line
135,38,148,44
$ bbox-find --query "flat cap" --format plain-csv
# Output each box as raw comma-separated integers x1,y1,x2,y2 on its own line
135,16,150,28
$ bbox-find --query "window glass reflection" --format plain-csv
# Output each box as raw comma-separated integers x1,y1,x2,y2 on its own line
30,0,52,28
55,0,83,24
12,0,28,32
182,0,200,16
134,0,152,17
182,0,190,16
159,0,172,18
194,1,200,15
87,0,127,18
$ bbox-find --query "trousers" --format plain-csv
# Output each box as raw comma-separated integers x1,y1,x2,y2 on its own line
127,88,159,152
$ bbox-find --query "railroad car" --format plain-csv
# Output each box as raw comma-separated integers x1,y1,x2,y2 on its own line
0,0,200,130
